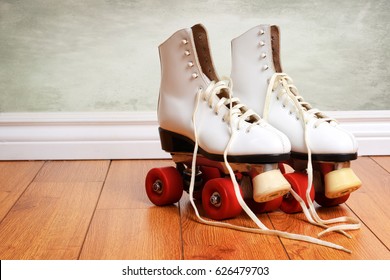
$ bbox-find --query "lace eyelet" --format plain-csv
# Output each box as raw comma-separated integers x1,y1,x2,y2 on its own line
182,39,188,45
259,29,265,35
192,73,198,79
188,61,194,67
185,50,191,56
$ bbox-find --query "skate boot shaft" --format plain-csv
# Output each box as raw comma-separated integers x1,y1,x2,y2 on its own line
231,24,361,202
231,25,282,117
231,24,358,160
157,24,291,163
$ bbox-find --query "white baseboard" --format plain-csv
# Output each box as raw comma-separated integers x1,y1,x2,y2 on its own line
0,111,389,160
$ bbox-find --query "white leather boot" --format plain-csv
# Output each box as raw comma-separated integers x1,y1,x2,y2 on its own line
158,24,292,206
147,24,356,253
231,25,361,205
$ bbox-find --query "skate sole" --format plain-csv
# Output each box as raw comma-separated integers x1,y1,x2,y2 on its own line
159,127,289,164
291,151,357,162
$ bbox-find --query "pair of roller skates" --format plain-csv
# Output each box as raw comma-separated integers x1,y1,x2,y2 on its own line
145,24,361,251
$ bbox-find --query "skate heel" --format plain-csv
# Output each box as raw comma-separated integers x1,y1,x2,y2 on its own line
325,168,361,198
252,169,291,203
159,128,194,153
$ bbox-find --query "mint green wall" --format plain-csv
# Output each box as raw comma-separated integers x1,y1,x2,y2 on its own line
0,0,389,112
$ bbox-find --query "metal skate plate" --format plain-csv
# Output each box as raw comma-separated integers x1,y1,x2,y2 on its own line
171,152,278,176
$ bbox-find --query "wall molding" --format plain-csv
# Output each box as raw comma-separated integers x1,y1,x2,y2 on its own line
0,111,389,160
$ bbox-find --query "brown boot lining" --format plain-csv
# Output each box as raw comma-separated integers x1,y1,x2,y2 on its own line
271,25,283,73
191,24,219,82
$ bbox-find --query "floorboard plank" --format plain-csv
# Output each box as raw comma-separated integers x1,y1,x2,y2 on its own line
80,160,182,259
0,161,44,221
79,207,182,260
179,194,289,260
0,181,103,259
267,205,390,259
0,157,388,260
371,156,390,173
34,160,110,182
97,160,172,210
346,157,390,249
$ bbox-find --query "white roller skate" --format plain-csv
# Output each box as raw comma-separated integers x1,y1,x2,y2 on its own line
230,25,361,234
147,23,291,218
145,24,354,253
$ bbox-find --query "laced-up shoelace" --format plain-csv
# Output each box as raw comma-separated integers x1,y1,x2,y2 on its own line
264,73,361,237
187,78,352,253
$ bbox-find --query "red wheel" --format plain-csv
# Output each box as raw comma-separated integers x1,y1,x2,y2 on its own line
202,178,242,220
245,196,282,213
280,172,315,214
145,167,183,206
199,166,221,184
278,163,286,174
315,192,350,207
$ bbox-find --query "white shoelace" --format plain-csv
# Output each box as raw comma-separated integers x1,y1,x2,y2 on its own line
187,78,352,253
263,73,361,237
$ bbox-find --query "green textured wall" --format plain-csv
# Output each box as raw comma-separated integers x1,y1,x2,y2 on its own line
0,0,389,112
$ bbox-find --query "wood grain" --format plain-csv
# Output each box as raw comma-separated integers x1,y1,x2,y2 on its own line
80,159,182,259
371,156,390,173
34,160,110,182
347,157,390,249
0,181,103,259
268,205,390,259
79,207,182,260
180,194,289,260
0,157,388,260
96,160,172,210
0,161,44,221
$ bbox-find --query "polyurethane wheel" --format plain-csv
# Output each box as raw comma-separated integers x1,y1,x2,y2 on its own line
145,167,183,206
280,172,315,214
314,163,358,207
246,196,283,214
202,178,242,220
278,163,286,174
314,192,350,207
199,166,221,185
252,169,291,203
324,168,361,198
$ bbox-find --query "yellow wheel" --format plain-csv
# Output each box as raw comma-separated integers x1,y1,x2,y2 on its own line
252,169,291,203
325,168,361,199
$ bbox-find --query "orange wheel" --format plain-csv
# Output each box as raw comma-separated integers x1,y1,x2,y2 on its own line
280,172,315,214
145,167,183,206
202,178,242,220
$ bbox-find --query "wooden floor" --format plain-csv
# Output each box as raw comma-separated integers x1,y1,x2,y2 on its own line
0,157,389,260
